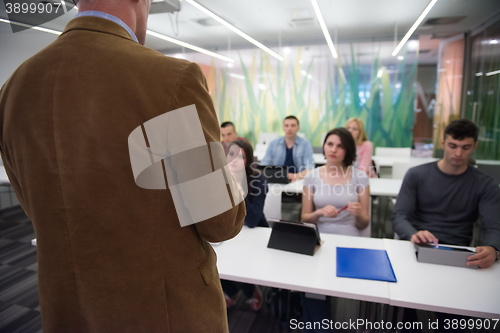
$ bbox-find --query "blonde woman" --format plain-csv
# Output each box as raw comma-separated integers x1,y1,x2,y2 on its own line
346,118,376,177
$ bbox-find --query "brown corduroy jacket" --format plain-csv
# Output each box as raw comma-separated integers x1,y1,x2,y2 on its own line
0,16,245,333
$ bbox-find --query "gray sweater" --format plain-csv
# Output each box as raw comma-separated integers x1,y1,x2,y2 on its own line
392,162,500,250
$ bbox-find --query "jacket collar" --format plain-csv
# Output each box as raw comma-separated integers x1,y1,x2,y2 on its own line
61,16,134,42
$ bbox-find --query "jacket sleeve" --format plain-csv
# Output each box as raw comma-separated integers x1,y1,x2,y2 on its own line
169,62,246,242
391,168,419,240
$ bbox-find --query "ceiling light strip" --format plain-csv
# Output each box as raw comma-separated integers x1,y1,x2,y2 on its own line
0,19,62,35
392,0,438,56
147,30,234,63
182,0,283,61
310,0,338,59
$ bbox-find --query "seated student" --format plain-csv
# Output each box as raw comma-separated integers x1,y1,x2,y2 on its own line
222,140,268,311
220,121,248,143
300,128,371,332
301,127,371,235
346,117,377,177
220,121,249,154
392,119,500,269
260,115,315,182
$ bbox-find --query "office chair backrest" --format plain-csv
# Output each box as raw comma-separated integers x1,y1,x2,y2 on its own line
375,147,412,158
392,162,421,179
263,184,282,221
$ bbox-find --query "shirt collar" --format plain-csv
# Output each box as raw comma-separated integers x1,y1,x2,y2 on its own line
281,136,300,147
75,11,139,43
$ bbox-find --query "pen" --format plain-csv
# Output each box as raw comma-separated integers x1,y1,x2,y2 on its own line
338,204,348,213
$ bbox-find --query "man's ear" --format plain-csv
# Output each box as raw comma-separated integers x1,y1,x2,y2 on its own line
473,141,478,150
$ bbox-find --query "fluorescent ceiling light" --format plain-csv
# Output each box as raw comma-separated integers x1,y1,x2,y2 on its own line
490,40,498,44
310,0,338,59
182,0,283,61
229,73,245,80
486,69,500,76
147,30,234,63
392,0,438,56
475,72,483,76
0,19,62,35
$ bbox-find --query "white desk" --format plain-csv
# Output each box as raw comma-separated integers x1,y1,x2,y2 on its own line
313,154,326,165
383,239,500,319
255,153,326,164
372,156,437,168
476,159,500,166
270,178,402,197
214,227,390,304
214,227,500,319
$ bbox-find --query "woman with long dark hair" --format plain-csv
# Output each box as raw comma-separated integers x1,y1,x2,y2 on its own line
223,140,268,311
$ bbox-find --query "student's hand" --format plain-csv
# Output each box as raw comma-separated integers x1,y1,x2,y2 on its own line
467,246,497,269
347,202,361,216
288,173,299,182
410,230,438,245
315,205,338,218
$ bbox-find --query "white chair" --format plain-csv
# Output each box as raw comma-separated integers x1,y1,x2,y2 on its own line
392,162,422,179
263,184,282,221
392,161,431,179
258,132,279,145
375,147,411,158
254,144,268,162
297,132,305,138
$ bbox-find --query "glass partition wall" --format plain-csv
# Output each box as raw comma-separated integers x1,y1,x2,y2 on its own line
463,19,500,160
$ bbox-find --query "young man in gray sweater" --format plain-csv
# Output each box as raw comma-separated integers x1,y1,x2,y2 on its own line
392,119,500,269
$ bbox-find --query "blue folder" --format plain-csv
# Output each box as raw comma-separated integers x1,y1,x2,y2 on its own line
336,247,397,282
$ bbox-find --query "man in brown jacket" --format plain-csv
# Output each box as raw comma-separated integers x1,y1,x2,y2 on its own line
0,0,246,332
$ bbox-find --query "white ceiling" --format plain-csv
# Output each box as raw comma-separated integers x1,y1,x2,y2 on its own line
1,0,499,62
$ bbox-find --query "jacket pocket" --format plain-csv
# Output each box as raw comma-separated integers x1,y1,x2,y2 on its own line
197,243,217,286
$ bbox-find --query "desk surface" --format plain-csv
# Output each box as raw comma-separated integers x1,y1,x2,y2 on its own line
271,178,402,197
372,156,438,167
214,227,500,319
384,239,500,319
214,227,390,304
